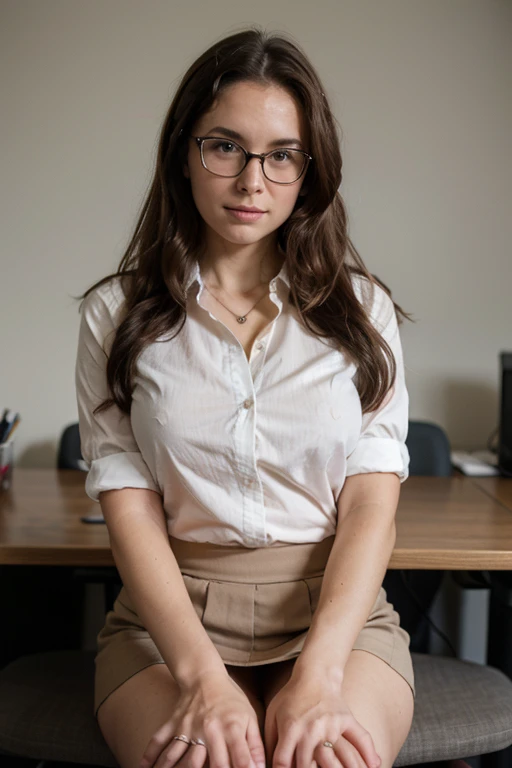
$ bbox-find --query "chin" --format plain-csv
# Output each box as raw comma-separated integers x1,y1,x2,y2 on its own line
213,223,272,245
225,233,268,246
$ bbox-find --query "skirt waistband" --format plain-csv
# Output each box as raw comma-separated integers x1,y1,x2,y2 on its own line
169,536,336,584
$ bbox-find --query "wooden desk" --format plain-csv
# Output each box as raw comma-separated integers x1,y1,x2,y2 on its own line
469,476,512,512
1,469,512,569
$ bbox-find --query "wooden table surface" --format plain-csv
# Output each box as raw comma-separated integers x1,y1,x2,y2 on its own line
1,469,512,569
467,475,512,513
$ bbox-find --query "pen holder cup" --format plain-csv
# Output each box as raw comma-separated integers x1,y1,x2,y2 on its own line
0,440,14,491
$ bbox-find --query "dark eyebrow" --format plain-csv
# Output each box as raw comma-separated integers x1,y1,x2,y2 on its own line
204,125,304,149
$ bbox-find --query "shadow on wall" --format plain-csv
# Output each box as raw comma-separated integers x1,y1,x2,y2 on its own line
442,378,498,450
17,440,58,469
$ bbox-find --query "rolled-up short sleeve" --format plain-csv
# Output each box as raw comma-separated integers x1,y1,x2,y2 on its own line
346,280,410,483
75,280,160,502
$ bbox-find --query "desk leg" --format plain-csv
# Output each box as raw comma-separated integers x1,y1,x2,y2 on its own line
481,572,512,768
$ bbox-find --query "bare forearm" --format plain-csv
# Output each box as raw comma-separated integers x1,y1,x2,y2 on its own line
293,496,397,682
100,488,228,688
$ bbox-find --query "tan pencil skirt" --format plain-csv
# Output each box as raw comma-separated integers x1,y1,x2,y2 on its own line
94,535,415,718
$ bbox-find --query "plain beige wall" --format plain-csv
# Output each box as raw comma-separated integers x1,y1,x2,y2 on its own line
1,0,511,467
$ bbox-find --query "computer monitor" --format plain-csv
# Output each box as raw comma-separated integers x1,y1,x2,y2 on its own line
499,352,512,477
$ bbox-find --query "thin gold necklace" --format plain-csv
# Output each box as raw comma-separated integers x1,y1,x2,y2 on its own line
203,284,269,324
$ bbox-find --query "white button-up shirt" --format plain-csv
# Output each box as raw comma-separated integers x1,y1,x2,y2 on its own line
75,260,409,547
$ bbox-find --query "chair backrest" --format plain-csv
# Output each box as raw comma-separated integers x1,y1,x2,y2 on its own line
57,423,84,470
405,420,452,477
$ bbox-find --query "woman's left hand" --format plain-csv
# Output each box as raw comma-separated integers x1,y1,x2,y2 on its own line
263,671,381,768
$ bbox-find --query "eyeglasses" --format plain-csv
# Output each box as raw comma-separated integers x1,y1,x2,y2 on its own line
191,136,312,185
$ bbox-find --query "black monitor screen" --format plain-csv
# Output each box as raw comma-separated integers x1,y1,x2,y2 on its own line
499,354,512,476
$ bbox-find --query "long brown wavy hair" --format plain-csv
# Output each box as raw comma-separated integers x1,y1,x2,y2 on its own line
77,26,412,417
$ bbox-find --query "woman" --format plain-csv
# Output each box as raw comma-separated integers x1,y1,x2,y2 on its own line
75,27,414,768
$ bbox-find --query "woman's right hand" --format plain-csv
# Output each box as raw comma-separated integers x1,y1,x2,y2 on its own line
139,670,266,768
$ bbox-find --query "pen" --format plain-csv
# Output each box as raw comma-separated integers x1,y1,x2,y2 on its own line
0,411,15,443
4,417,20,442
0,411,19,443
0,411,10,442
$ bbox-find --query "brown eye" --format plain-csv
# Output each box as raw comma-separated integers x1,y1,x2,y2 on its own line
211,141,240,154
270,150,291,163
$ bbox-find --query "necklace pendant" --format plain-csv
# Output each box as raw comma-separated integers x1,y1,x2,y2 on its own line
237,316,247,324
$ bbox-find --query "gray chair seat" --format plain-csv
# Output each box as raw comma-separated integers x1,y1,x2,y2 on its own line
396,654,512,765
0,650,116,767
0,650,511,767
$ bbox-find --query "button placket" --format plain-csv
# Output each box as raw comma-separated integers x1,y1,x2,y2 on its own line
229,284,284,546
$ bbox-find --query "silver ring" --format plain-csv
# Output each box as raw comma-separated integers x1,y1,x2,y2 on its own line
323,741,335,749
191,738,207,748
173,734,191,744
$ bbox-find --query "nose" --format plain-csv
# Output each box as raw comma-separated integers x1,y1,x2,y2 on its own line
236,156,265,194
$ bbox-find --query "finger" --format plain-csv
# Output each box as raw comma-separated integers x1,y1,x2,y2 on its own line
331,736,366,768
186,741,209,768
295,724,326,768
263,708,278,764
312,742,341,768
140,724,187,768
342,721,380,768
202,721,231,768
225,722,256,768
154,739,197,768
271,723,300,768
246,715,266,768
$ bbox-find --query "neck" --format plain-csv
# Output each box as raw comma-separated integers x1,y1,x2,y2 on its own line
198,231,284,296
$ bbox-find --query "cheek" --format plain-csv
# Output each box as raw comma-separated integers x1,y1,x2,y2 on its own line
189,175,226,218
275,189,302,221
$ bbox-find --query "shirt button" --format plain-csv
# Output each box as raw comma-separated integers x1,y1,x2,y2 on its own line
255,342,263,350
243,398,253,409
269,281,277,293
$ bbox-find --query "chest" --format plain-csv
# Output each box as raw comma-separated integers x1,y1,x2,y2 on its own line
200,291,279,361
135,305,361,437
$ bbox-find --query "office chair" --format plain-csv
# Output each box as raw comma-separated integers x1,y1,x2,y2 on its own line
57,422,85,470
1,420,512,767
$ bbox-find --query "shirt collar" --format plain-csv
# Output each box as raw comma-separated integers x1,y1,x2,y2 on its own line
184,259,290,293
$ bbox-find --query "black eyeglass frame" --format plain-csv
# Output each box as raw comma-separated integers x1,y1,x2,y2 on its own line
191,136,313,185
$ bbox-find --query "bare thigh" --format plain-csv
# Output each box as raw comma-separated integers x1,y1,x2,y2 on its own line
260,649,414,768
97,662,265,768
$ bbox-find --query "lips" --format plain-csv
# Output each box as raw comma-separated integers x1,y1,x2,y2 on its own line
225,206,265,213
224,206,267,223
